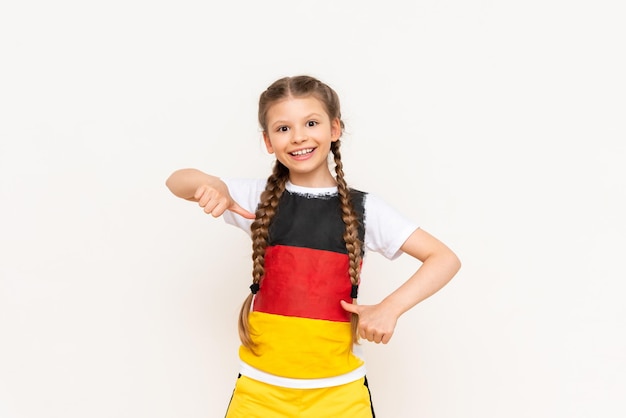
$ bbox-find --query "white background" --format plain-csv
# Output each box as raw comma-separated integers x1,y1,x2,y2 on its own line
1,1,625,417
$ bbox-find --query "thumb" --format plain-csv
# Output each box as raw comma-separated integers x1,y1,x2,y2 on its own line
340,300,361,315
230,201,256,219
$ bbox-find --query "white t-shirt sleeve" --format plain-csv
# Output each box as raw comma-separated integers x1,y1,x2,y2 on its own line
364,193,419,260
221,178,266,236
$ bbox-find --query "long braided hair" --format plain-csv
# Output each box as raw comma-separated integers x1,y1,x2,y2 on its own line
238,76,363,349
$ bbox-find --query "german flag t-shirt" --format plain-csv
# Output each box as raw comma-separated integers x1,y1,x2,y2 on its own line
222,179,419,388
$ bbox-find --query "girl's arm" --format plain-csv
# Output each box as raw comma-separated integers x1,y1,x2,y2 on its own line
341,228,461,344
166,168,255,219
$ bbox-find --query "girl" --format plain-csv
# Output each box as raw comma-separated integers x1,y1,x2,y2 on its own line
166,75,461,417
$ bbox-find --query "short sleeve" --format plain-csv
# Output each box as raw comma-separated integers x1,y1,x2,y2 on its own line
221,178,266,236
364,193,419,260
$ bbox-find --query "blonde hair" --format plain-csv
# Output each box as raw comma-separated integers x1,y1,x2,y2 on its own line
239,76,362,350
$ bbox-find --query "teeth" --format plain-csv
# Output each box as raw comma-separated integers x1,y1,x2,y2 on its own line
291,148,313,156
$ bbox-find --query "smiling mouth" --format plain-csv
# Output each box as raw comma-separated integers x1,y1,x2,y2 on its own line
289,148,315,156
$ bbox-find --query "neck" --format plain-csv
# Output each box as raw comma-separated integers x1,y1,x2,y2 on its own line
288,171,337,188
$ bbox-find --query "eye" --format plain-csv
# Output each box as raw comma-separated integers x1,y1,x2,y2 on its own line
277,126,289,132
306,120,318,127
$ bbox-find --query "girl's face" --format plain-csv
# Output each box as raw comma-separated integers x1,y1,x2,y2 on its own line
263,96,341,188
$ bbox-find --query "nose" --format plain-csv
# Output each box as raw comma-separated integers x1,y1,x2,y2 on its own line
291,127,308,144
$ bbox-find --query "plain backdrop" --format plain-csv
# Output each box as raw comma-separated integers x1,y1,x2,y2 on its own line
1,1,625,417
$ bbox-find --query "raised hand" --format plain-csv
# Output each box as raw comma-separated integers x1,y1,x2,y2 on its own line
194,184,255,219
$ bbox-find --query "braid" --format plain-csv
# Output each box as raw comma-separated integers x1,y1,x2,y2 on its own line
331,140,363,344
238,160,289,349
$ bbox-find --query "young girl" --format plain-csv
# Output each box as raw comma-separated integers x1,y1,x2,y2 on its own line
166,75,461,417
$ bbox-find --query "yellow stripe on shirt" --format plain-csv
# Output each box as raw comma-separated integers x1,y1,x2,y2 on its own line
239,311,364,379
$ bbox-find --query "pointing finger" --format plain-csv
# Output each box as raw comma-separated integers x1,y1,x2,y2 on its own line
340,300,361,315
230,202,256,219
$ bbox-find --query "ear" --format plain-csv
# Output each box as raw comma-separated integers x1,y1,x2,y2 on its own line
331,118,341,142
263,131,274,154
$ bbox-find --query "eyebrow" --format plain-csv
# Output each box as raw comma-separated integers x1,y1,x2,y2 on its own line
270,113,324,128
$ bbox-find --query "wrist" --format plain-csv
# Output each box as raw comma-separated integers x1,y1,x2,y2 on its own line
379,296,406,320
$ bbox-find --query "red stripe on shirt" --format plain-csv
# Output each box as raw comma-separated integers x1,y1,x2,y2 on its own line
253,245,353,322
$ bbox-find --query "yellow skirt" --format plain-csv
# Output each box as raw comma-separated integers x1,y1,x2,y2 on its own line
225,375,375,418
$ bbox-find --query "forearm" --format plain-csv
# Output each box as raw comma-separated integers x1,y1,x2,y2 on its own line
165,168,222,200
379,251,461,318
341,229,459,344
